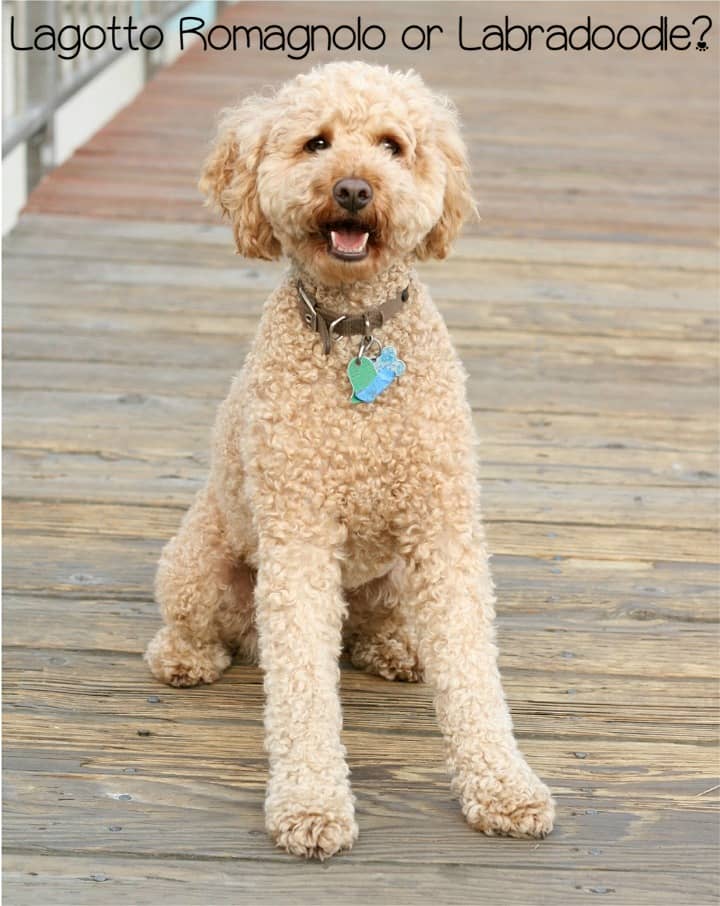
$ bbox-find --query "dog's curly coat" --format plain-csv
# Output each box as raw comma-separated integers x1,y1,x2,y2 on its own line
145,62,555,859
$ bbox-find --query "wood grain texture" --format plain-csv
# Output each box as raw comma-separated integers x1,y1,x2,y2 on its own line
3,1,719,903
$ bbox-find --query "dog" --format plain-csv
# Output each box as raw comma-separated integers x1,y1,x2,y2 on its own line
145,61,555,859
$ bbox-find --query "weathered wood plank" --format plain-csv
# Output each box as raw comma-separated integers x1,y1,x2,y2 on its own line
4,851,716,906
6,312,718,376
4,642,718,747
6,284,718,344
2,573,717,679
6,404,717,454
3,762,718,860
10,214,720,271
4,667,718,794
4,373,717,425
4,693,717,764
4,357,718,429
4,418,717,489
2,600,716,687
5,496,720,551
5,249,719,313
4,543,718,636
4,449,717,534
6,232,718,305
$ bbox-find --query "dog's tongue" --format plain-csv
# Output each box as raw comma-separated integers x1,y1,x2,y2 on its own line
331,228,368,254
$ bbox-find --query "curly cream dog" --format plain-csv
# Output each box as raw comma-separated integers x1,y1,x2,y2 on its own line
145,61,555,859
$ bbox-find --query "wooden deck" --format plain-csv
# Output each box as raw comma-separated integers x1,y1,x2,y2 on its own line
3,2,718,903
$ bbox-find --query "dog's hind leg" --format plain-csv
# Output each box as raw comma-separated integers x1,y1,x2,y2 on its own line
145,486,255,687
346,567,421,682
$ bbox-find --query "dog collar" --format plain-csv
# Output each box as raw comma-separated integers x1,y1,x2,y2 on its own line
297,281,410,355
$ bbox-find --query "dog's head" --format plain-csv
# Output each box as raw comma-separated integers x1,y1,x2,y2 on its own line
199,62,476,284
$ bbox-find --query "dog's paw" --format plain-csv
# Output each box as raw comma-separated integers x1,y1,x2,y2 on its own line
349,632,422,682
459,765,555,839
266,779,357,860
144,627,231,687
269,808,358,860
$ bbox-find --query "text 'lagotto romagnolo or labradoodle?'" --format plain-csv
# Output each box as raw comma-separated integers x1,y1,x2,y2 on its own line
145,61,555,860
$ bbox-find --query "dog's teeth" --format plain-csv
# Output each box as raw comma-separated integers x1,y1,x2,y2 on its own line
331,230,369,254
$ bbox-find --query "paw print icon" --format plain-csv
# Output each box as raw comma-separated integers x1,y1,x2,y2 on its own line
697,40,709,51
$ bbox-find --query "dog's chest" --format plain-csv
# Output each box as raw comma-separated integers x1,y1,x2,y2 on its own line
240,286,473,534
288,346,461,528
308,373,421,514
245,346,435,519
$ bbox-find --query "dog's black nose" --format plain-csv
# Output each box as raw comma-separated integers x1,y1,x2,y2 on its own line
333,178,373,213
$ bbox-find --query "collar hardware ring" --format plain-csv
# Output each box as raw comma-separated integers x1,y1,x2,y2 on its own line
356,334,381,363
328,315,347,340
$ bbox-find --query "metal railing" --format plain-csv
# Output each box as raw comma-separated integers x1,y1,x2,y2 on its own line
3,1,191,192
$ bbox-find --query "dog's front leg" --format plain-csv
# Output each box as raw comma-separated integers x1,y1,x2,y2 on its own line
403,527,555,839
255,535,357,860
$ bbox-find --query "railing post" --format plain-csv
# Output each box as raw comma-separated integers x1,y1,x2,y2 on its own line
23,1,58,195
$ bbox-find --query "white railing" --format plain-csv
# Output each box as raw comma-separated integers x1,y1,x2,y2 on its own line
2,1,219,230
3,2,187,157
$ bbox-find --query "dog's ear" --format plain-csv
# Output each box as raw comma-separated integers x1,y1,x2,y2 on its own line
198,97,281,260
415,100,477,261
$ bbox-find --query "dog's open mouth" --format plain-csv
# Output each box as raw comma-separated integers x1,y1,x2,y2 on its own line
323,221,371,261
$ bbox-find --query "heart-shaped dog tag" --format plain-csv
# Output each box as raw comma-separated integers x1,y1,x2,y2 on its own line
347,356,377,403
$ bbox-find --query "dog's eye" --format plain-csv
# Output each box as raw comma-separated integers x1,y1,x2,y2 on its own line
304,136,330,153
380,137,401,156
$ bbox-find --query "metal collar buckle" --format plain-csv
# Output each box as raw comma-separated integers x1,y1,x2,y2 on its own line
298,282,318,332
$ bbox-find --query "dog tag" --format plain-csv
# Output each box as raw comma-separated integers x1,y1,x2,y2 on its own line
347,356,377,403
347,346,406,404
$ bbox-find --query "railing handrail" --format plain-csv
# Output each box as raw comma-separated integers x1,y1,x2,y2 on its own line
2,1,188,158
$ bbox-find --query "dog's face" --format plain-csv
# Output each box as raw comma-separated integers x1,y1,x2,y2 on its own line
200,63,475,284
